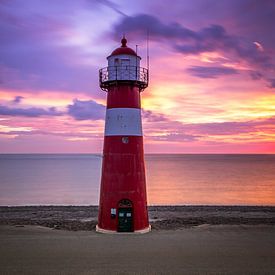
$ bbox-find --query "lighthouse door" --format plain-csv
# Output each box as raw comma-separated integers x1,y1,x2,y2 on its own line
117,199,133,232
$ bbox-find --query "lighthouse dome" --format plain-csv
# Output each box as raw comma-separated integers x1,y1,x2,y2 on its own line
110,37,137,56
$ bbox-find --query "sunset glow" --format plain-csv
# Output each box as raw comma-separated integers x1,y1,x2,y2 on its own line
1,1,275,153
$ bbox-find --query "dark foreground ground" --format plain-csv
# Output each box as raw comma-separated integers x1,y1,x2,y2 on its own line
1,224,275,274
0,205,275,230
1,206,275,274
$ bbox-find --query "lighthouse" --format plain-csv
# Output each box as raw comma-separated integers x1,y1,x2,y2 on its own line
97,36,150,233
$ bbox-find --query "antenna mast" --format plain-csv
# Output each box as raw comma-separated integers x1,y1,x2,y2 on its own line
136,44,138,80
146,29,149,71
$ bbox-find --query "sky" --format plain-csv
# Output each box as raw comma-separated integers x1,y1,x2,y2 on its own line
0,0,275,153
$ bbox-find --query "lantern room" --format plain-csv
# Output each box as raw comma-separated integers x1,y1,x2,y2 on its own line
99,37,148,91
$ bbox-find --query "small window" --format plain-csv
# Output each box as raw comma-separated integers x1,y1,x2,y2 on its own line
119,213,124,217
122,137,129,144
111,208,116,215
126,213,131,217
118,199,133,207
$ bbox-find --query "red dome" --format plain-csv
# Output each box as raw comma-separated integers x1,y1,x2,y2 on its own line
110,37,137,56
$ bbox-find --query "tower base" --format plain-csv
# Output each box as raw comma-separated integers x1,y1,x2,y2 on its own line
96,224,151,234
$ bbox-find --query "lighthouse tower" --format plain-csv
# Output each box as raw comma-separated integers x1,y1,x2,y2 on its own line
97,36,150,233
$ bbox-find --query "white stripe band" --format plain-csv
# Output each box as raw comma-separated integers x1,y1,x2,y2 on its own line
104,108,142,136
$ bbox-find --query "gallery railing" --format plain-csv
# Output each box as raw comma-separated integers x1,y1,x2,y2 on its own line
99,66,148,91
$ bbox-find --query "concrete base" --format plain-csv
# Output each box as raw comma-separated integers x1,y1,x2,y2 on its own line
96,224,151,234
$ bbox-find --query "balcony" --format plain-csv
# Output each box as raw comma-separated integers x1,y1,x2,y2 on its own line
99,66,148,91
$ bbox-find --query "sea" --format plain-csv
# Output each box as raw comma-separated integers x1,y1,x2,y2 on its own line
0,154,275,206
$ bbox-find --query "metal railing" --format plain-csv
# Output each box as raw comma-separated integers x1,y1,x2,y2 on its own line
99,66,148,91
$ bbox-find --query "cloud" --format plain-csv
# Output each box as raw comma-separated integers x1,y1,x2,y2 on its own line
254,41,264,52
95,0,127,16
142,107,275,143
0,129,101,139
186,66,238,79
114,14,274,86
142,109,168,122
67,99,105,120
268,79,275,88
0,98,105,120
0,105,62,117
180,117,275,137
114,14,249,57
186,121,254,136
149,132,199,142
114,13,197,41
12,96,24,104
249,71,263,80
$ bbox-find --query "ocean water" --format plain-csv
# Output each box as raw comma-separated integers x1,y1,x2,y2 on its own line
0,154,275,206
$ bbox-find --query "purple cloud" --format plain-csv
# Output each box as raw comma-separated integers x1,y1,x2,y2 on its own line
114,14,266,62
0,99,105,120
268,79,275,88
186,66,238,79
96,0,127,16
142,109,169,122
12,96,24,104
143,108,275,142
0,105,62,117
186,121,254,136
183,118,275,136
149,132,199,142
67,99,105,120
114,13,197,42
249,71,263,80
142,0,275,51
114,14,274,86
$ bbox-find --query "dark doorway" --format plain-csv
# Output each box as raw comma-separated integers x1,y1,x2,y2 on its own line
117,199,133,232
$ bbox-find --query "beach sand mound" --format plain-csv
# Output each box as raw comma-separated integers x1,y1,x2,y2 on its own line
1,205,275,231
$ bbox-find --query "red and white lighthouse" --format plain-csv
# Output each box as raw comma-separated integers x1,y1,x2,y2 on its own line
97,36,150,233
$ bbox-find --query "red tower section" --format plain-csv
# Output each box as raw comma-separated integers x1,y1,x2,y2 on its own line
97,37,150,233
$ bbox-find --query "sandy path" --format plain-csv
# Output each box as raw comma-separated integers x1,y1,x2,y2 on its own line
1,225,275,275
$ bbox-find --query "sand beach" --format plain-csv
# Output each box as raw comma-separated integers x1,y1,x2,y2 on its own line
0,206,275,274
1,205,275,230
